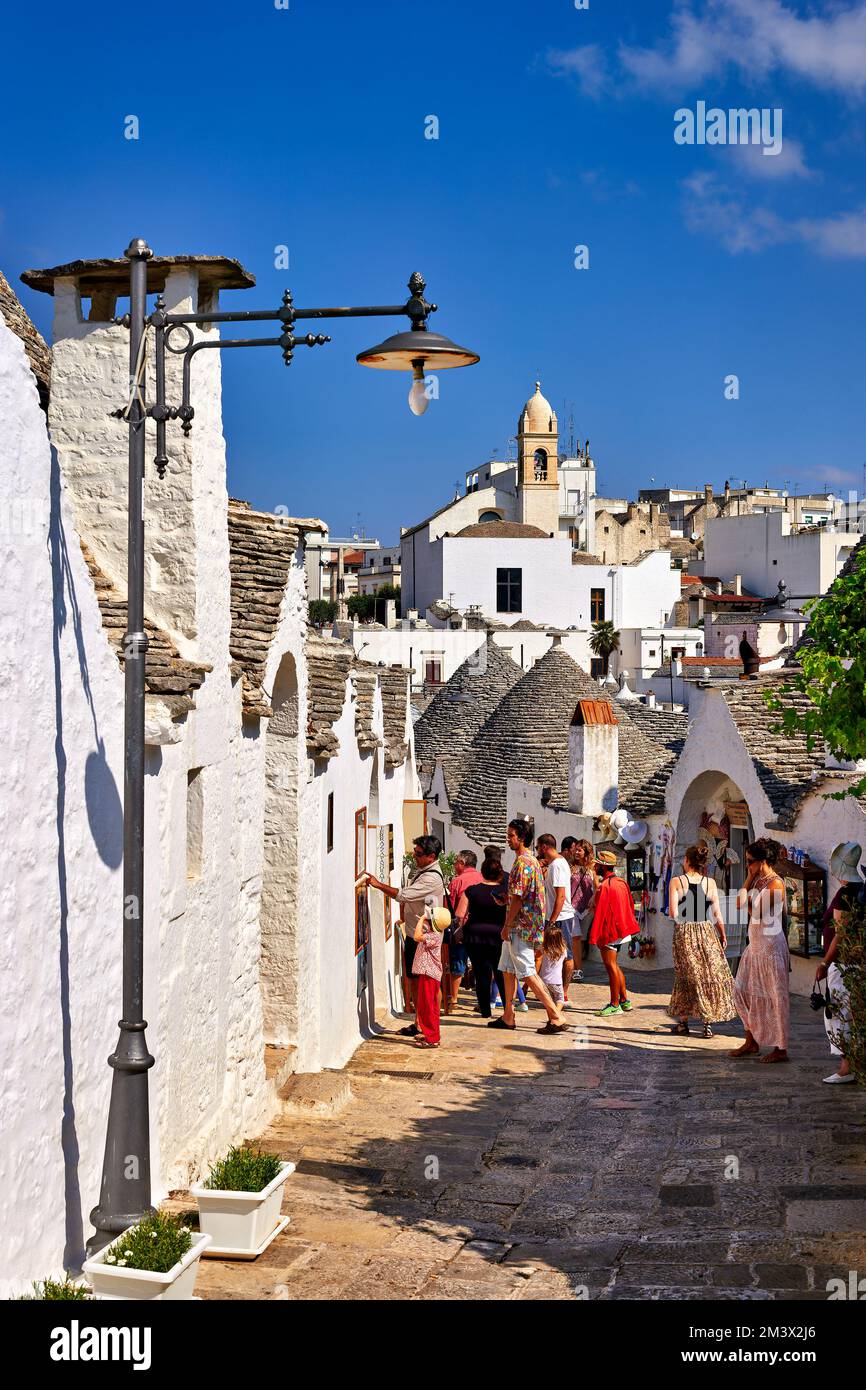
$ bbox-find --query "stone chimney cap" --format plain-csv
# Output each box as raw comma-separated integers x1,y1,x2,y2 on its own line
21,254,256,296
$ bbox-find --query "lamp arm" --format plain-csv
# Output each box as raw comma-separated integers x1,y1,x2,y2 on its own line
137,271,436,474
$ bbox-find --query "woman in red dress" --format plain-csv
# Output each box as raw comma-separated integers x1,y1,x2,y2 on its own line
589,850,639,1018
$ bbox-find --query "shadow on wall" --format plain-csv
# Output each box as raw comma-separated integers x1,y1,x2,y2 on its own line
49,444,123,1271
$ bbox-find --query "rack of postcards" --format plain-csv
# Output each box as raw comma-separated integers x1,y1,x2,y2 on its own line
779,849,826,958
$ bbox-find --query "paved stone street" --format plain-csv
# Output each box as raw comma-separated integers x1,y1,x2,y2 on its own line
193,965,866,1301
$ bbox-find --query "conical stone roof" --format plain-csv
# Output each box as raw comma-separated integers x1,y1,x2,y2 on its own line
451,646,676,846
413,637,523,796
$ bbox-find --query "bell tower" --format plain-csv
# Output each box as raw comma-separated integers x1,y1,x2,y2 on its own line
517,381,559,534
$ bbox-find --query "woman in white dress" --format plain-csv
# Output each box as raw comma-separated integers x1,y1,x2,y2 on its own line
729,838,790,1064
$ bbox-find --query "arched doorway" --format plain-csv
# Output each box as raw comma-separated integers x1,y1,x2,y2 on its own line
675,769,754,902
260,652,300,1046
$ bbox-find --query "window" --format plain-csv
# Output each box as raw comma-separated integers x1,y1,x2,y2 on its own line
327,792,334,854
603,525,610,534
533,449,548,481
496,568,522,613
478,509,502,523
424,658,443,685
649,649,656,658
590,588,606,623
590,658,605,679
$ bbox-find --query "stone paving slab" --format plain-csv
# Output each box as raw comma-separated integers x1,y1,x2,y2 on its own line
191,967,866,1301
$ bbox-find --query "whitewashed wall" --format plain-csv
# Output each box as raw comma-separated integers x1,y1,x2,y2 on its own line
0,319,125,1295
704,511,853,606
408,534,680,632
351,626,593,689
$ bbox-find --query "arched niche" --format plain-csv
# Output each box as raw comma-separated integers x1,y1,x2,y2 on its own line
260,652,300,1045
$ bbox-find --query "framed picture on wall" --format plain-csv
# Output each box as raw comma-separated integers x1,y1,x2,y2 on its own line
354,807,367,880
355,883,370,957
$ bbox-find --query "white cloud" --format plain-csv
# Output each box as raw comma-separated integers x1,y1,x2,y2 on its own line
624,0,866,96
681,170,866,256
728,136,816,179
545,43,611,100
551,1,866,99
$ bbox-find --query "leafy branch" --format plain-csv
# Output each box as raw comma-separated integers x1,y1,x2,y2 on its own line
764,543,866,801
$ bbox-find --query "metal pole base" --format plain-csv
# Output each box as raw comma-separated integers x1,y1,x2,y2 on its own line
86,1018,155,1257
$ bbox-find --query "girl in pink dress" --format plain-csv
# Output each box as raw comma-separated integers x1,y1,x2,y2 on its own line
730,839,790,1064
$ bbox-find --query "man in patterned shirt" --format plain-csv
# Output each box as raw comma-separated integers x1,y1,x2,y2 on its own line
488,819,569,1034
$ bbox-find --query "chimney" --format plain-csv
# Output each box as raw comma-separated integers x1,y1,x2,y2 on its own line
704,483,714,508
32,253,246,661
568,698,619,816
645,690,657,709
732,574,742,595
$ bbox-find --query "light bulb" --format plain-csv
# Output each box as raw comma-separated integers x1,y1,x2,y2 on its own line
408,364,429,416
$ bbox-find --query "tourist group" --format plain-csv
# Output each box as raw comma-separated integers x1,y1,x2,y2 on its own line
363,825,857,1080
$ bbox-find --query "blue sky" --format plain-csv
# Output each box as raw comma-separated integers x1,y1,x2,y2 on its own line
3,0,865,540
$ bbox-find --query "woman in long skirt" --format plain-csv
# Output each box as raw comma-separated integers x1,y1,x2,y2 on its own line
667,842,736,1038
729,838,790,1064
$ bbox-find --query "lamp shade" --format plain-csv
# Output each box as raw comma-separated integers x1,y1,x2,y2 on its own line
357,329,479,371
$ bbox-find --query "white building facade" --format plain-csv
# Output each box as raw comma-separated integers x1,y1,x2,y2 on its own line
0,255,420,1294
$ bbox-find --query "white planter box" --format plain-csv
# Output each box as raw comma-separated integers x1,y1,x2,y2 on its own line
83,1230,211,1300
192,1160,295,1258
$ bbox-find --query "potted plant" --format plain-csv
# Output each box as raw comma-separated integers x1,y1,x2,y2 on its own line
18,1274,91,1300
82,1210,210,1300
191,1146,294,1259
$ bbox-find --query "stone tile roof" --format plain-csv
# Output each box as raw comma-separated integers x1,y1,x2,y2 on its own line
21,255,255,296
0,268,50,406
454,521,549,539
571,550,604,564
378,665,412,771
620,702,688,754
227,498,323,717
306,633,411,768
413,637,523,796
81,543,210,719
720,679,826,828
306,633,355,761
450,646,675,845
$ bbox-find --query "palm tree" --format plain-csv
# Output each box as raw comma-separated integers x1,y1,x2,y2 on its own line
589,619,621,676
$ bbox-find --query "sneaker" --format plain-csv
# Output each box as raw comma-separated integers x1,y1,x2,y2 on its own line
517,1001,529,1013
573,970,584,983
620,999,633,1012
596,1004,622,1018
823,1071,856,1084
493,999,504,1009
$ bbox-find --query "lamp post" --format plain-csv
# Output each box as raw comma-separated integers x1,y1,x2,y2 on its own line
88,238,478,1255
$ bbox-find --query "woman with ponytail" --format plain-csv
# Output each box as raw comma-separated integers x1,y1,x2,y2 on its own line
667,842,736,1039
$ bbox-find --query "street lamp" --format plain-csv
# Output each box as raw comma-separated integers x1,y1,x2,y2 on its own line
88,238,478,1255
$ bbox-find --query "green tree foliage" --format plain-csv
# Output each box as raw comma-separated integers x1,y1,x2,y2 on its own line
309,598,337,626
764,543,866,799
588,620,621,675
348,583,401,624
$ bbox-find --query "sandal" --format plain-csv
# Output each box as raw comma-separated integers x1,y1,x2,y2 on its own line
413,1039,439,1048
702,1023,713,1039
487,1017,516,1030
674,1021,690,1035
